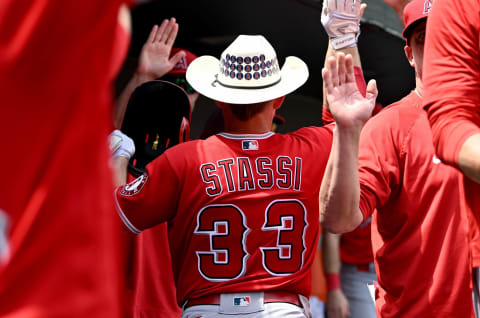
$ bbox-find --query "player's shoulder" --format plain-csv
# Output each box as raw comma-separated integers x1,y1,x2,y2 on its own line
287,125,334,140
365,92,423,130
162,138,205,160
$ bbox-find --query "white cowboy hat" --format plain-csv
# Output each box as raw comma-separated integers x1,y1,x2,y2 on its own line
186,35,309,104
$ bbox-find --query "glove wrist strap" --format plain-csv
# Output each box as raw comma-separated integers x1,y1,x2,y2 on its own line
331,33,358,50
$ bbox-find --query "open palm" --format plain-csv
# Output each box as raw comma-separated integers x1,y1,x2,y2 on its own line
137,18,185,79
323,53,377,129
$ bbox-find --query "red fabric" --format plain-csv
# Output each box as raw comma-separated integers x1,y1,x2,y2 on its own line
358,91,473,317
325,273,341,291
0,0,127,317
340,217,373,265
423,0,480,265
116,127,333,305
121,176,182,318
132,224,182,318
464,175,480,268
423,0,480,168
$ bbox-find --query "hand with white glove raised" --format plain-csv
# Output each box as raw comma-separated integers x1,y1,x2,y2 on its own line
109,129,135,160
321,0,366,50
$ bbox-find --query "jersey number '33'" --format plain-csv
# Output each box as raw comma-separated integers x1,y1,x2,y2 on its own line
193,199,308,282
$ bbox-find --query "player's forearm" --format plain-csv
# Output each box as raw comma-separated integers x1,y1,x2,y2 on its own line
320,126,364,233
322,231,342,274
458,133,480,184
112,156,130,187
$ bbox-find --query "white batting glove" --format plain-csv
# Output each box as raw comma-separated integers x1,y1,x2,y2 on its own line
321,0,362,50
109,129,135,160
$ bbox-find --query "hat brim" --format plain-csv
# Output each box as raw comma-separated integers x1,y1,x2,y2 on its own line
186,55,309,104
402,17,427,42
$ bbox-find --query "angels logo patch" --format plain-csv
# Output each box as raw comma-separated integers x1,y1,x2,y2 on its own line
424,0,432,13
120,174,148,196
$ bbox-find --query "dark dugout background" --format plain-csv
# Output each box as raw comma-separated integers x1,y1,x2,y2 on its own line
117,0,414,138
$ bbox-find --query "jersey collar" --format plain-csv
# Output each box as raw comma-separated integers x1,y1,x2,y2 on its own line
217,132,275,140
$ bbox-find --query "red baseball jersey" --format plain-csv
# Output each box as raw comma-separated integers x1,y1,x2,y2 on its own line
132,224,182,317
358,91,473,317
423,0,480,268
0,1,128,317
116,127,333,305
423,0,480,168
340,217,373,265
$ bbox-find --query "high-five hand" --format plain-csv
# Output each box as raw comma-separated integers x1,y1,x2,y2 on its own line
137,18,185,79
322,53,377,130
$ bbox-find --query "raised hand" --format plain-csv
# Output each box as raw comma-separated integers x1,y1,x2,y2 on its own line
322,53,377,129
137,18,186,79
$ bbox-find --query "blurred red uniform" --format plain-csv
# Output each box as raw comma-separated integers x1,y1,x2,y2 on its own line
0,0,129,317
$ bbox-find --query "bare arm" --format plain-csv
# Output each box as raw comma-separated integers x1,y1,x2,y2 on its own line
323,231,350,318
114,18,185,128
112,156,130,187
319,53,377,233
458,134,480,184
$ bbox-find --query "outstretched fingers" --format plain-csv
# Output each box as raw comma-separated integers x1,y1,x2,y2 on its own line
345,54,355,84
366,79,378,102
322,67,335,97
327,55,339,88
165,19,179,47
160,18,177,44
336,52,347,86
147,25,159,43
154,19,169,42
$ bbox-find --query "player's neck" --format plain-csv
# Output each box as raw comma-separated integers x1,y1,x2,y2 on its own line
223,114,274,134
414,77,423,98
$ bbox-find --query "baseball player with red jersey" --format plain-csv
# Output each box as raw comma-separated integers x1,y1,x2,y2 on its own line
0,1,132,317
423,0,480,186
320,0,475,316
113,34,335,317
422,0,480,314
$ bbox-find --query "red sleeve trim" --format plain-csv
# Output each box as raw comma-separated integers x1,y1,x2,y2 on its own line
114,188,142,234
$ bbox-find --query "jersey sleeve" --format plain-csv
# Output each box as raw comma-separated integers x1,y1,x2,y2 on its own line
423,0,480,166
115,154,180,233
357,110,401,220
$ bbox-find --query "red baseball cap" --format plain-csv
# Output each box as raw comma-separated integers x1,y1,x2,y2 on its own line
168,48,198,76
402,0,433,41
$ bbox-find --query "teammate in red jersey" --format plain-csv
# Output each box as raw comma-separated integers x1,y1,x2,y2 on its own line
320,0,474,316
423,0,480,185
422,0,480,315
0,1,130,317
113,34,334,317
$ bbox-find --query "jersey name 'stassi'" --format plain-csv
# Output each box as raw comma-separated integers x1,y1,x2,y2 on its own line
200,155,302,196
